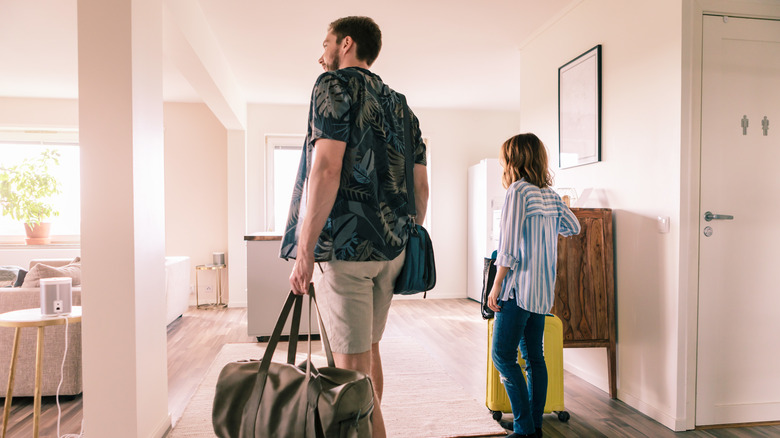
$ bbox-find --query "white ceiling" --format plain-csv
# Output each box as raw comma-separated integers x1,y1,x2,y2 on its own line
0,0,578,111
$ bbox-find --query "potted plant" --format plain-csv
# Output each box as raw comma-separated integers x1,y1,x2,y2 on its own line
0,149,62,244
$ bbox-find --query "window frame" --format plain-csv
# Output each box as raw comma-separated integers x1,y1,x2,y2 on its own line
265,134,305,233
0,128,80,245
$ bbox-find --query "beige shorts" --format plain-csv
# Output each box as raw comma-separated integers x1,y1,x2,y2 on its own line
313,250,405,354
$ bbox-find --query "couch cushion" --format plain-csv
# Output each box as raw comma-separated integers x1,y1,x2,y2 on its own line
29,257,79,270
21,258,81,288
13,269,27,287
0,266,24,287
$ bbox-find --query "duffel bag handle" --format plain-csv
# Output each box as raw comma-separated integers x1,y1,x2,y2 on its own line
241,284,335,437
284,285,335,369
240,291,301,436
308,285,335,367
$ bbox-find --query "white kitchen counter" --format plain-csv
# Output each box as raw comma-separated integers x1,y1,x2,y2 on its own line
244,234,319,340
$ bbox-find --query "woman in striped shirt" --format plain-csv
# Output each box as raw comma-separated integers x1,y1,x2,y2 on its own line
487,133,581,438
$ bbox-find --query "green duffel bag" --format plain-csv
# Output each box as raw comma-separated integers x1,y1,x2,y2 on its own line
212,287,374,438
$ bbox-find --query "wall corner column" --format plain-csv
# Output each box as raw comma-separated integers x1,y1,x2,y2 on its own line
227,129,248,307
78,0,170,436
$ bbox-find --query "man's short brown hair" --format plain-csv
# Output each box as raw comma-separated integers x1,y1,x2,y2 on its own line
329,16,382,66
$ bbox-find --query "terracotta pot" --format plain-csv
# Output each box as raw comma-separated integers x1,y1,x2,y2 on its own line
24,222,52,245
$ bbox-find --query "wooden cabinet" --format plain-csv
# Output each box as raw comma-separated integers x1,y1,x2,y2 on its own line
551,208,617,398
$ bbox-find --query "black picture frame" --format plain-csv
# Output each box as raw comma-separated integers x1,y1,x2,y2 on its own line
558,45,602,169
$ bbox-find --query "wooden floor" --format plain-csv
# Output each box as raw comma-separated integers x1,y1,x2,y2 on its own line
2,299,779,437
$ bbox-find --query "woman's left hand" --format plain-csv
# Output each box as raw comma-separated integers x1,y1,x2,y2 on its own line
487,286,502,313
487,265,509,313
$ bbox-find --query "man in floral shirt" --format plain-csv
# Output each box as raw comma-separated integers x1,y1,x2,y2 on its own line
280,16,428,437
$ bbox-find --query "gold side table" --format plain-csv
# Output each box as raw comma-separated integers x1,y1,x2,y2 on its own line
195,264,227,309
1,306,82,438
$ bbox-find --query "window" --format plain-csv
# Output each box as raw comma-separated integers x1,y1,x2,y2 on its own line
265,135,432,233
265,135,304,233
0,130,80,244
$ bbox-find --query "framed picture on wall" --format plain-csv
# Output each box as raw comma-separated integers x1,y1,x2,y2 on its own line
558,45,602,169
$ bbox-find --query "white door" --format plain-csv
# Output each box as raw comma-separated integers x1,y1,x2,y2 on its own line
697,15,780,426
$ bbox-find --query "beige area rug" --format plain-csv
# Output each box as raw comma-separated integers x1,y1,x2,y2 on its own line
170,336,506,438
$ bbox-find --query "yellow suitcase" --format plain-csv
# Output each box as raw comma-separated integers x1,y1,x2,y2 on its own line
486,314,570,422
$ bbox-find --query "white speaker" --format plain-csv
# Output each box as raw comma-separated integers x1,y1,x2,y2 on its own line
213,252,226,266
40,277,73,316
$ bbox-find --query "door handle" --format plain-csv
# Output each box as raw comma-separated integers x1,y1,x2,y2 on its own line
704,211,734,221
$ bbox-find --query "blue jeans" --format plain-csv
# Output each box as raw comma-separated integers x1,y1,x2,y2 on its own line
491,301,547,435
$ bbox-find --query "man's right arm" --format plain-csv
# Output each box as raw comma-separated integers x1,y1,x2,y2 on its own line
289,138,346,295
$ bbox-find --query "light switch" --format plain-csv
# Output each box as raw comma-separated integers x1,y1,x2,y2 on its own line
657,216,670,234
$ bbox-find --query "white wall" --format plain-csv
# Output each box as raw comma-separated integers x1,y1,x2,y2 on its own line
246,103,521,300
164,102,228,298
0,97,78,128
518,0,684,429
413,107,521,299
0,99,228,304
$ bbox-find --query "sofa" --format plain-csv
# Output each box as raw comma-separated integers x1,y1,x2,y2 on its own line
0,259,83,397
0,256,191,397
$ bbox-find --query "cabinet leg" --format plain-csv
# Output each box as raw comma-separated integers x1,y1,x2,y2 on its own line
607,342,617,399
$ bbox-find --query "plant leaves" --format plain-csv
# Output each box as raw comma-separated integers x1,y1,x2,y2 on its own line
0,148,61,223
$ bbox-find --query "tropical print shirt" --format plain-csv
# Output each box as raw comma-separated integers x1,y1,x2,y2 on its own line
280,67,426,262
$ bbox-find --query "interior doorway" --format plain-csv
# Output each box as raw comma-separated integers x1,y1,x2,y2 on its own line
696,14,780,426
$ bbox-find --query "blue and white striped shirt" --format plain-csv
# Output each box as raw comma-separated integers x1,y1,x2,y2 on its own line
495,179,581,314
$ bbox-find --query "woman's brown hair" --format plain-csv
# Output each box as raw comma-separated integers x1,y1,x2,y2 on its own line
500,133,553,189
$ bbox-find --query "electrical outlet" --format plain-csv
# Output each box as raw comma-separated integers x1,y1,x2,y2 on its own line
206,286,213,293
54,300,63,313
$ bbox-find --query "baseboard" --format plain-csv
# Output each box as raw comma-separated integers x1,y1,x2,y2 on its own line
618,390,681,431
563,356,687,431
674,416,692,432
152,413,171,438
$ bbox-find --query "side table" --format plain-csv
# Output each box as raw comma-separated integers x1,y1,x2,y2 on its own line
195,264,227,309
0,307,82,438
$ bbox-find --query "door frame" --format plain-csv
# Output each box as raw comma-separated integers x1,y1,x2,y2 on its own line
680,0,780,431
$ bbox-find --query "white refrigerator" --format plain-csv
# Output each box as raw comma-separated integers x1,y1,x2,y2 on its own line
467,158,507,302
